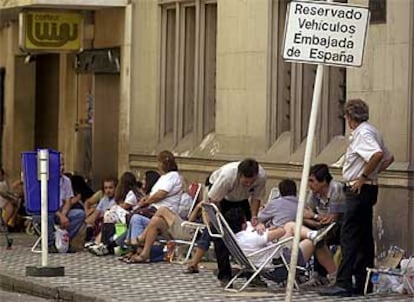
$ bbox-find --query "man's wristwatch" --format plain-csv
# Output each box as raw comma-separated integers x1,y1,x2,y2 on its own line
313,214,319,220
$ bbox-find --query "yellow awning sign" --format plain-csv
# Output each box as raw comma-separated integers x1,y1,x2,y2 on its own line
19,11,83,51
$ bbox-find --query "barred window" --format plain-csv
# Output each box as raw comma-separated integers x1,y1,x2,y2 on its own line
159,0,217,146
269,0,346,153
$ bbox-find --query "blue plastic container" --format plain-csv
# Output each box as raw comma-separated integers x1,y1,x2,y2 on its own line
21,149,61,214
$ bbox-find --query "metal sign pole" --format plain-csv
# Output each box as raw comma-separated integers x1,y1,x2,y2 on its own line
285,63,324,302
26,149,64,277
38,149,49,266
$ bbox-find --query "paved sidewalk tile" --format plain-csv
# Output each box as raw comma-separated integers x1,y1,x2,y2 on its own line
1,234,413,301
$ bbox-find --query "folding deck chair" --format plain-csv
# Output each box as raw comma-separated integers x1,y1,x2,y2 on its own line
167,182,205,263
267,187,280,203
201,202,297,292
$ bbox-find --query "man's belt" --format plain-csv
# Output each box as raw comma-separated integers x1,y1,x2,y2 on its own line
346,179,378,187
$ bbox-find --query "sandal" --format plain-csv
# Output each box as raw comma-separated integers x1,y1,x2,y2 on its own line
130,237,145,248
184,265,199,274
126,254,150,264
118,251,135,262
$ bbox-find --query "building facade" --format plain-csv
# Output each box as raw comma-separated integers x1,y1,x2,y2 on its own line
0,0,413,254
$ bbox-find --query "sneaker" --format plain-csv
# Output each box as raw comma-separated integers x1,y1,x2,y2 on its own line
312,223,336,246
89,243,109,256
84,241,96,249
301,272,329,288
327,272,337,285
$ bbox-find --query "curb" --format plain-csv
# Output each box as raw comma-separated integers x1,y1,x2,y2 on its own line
0,271,106,302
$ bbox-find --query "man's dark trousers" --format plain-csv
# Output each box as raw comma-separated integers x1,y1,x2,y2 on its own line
212,199,251,281
335,184,378,293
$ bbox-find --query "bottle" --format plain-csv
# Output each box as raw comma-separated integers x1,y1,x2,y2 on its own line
164,241,176,262
371,272,379,293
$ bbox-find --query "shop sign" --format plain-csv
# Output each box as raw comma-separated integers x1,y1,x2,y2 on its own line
19,11,83,51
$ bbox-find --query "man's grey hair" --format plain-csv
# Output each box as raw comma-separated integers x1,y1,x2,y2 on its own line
344,99,369,122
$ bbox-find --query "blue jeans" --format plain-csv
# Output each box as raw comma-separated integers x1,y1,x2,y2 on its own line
125,214,150,244
196,228,211,252
33,209,85,247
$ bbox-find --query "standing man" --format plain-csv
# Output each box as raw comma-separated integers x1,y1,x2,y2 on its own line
320,99,394,296
207,158,266,286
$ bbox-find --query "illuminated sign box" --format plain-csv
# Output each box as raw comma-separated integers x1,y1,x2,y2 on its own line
19,10,83,52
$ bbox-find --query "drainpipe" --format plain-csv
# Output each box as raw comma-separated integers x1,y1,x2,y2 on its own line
118,0,132,175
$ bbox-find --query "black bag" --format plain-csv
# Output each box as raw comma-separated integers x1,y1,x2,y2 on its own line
101,223,115,246
136,206,157,218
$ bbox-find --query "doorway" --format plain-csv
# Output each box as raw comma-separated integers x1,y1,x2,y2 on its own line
35,54,59,149
92,74,120,187
75,48,120,188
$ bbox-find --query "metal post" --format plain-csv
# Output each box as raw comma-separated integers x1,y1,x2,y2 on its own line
285,64,325,301
26,149,64,277
38,149,49,266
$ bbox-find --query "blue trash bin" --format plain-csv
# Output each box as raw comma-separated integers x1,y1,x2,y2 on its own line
21,149,61,214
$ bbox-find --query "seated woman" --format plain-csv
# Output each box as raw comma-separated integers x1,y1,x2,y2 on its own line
125,150,184,263
120,181,196,263
123,170,160,247
0,169,23,230
127,206,196,263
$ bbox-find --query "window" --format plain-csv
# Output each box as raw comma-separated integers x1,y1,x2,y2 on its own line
202,3,217,136
161,7,176,137
182,6,196,137
159,0,217,146
269,0,346,153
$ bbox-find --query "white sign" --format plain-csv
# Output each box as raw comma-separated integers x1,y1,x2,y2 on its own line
283,0,370,67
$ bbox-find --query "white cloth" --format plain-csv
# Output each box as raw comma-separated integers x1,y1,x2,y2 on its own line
60,175,74,208
124,190,139,207
96,196,115,213
235,222,270,266
177,192,193,219
208,162,266,202
104,204,129,224
343,122,392,181
150,171,182,214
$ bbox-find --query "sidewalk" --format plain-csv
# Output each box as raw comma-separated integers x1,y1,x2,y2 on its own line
0,233,413,302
